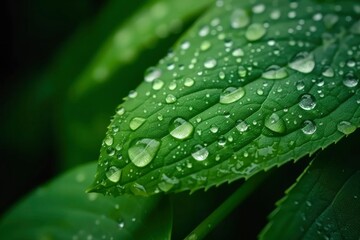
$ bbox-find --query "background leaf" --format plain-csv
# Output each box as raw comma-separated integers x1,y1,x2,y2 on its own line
0,162,172,240
90,0,360,196
260,133,360,240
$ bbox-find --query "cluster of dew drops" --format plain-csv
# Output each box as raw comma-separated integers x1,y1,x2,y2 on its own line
102,0,360,191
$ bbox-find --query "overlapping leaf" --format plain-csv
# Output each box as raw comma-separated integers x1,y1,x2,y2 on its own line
0,163,172,240
90,0,360,196
260,133,360,239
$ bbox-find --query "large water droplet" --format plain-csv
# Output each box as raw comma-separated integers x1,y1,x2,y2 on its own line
128,138,160,167
343,73,359,88
299,94,316,110
204,58,217,69
106,166,121,183
130,117,146,130
289,52,315,73
337,121,356,135
144,67,161,82
301,120,317,135
264,113,286,134
245,23,266,41
191,145,209,161
220,87,245,104
262,65,288,80
169,117,194,139
230,8,250,29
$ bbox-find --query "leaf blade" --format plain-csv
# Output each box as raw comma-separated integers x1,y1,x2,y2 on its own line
91,0,360,196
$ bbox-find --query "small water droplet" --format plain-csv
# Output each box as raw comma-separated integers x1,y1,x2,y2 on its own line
204,58,217,69
299,94,316,110
104,136,114,146
220,87,245,104
128,138,161,167
230,8,250,29
337,121,356,135
129,117,146,130
184,78,195,87
217,136,227,146
106,166,121,183
144,67,161,82
210,124,219,133
180,40,190,50
152,79,164,90
238,66,247,77
301,120,317,135
232,48,244,57
296,80,305,91
264,113,286,134
245,23,266,41
169,117,194,139
200,41,212,51
289,52,315,73
322,66,334,78
191,145,209,161
166,94,177,104
116,107,125,116
343,73,359,88
236,120,249,133
262,65,288,80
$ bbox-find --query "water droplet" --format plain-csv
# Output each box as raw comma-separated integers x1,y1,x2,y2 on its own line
116,107,125,116
289,52,315,73
168,81,177,90
262,65,288,80
238,66,247,77
106,147,115,156
217,136,227,146
204,58,217,69
169,117,194,139
180,40,190,50
130,182,147,196
232,48,244,57
245,23,266,41
144,67,161,82
158,174,179,192
236,120,249,133
301,120,317,135
220,87,245,104
129,117,146,130
323,14,338,29
252,4,265,14
296,80,305,91
104,136,114,146
106,166,121,183
299,94,316,110
191,145,209,161
200,41,211,51
322,66,334,78
264,113,286,134
128,138,161,167
198,25,210,37
337,121,356,135
118,221,125,229
152,79,164,90
210,124,219,133
184,78,195,87
343,73,359,88
166,94,177,104
230,8,250,29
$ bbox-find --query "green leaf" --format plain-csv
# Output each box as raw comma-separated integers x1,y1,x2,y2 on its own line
90,0,360,196
0,162,172,240
260,133,360,239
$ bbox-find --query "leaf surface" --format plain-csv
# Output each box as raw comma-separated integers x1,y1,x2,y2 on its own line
0,163,172,240
260,133,360,239
90,0,360,196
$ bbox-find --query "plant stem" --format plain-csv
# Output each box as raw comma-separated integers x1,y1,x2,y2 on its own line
184,171,270,240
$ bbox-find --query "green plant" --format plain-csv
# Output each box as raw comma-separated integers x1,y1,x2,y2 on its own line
1,0,360,239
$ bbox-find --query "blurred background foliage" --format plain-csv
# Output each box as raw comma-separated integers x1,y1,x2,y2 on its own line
1,0,310,238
